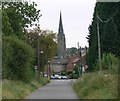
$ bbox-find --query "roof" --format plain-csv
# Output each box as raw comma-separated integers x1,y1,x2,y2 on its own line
66,55,79,72
58,12,64,35
51,58,68,65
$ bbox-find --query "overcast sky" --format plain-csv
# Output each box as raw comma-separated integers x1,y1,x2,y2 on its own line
31,0,96,48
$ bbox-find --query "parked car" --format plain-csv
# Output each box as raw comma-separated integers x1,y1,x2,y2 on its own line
50,75,55,79
61,76,67,79
44,74,47,77
54,74,59,79
58,75,61,79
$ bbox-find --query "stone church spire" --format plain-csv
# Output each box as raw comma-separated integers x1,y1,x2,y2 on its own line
58,12,64,35
57,12,66,59
50,11,67,73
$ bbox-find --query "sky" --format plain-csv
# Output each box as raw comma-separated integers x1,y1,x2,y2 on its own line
30,0,96,48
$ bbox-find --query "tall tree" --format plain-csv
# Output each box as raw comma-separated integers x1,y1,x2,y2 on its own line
26,29,58,71
2,1,42,79
87,2,120,71
87,4,98,71
2,1,41,39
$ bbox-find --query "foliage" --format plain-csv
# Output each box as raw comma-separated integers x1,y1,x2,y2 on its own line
73,71,118,99
70,65,79,79
2,10,14,36
73,65,79,75
2,1,57,80
66,47,78,56
2,1,41,39
61,71,66,76
26,29,58,71
94,53,118,73
2,36,35,81
2,77,49,99
87,2,120,71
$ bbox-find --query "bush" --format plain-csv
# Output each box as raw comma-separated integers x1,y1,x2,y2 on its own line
94,53,118,73
70,64,79,79
2,36,35,81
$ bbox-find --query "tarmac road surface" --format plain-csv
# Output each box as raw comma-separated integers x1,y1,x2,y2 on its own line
24,79,79,99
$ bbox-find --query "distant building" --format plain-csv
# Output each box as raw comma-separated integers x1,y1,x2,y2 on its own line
66,55,79,73
66,47,88,76
50,12,67,73
57,12,66,59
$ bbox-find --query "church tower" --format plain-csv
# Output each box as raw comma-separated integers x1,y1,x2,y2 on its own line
57,12,66,59
50,12,67,73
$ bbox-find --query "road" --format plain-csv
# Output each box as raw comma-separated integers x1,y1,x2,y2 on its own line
24,79,79,99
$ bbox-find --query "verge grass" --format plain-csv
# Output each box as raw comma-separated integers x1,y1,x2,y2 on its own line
73,71,118,99
2,77,49,99
0,82,2,100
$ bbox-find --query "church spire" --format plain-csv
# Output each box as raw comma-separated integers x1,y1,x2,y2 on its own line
58,12,64,34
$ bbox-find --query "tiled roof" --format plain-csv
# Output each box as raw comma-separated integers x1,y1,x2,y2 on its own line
66,56,79,72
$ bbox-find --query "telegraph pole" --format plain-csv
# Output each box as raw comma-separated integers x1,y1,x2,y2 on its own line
97,12,102,71
37,35,40,77
77,42,82,77
80,46,82,76
96,8,118,72
77,42,80,77
37,30,46,78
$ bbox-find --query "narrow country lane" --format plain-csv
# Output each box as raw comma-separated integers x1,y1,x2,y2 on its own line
24,79,79,99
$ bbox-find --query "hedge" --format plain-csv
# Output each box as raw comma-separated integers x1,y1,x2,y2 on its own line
2,36,35,82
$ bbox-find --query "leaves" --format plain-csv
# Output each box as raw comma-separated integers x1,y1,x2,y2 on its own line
2,36,35,81
26,29,58,68
2,2,41,39
87,2,120,71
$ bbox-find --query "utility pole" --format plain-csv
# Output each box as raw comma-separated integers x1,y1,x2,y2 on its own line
40,51,44,77
77,42,82,77
96,9,118,72
37,30,46,78
77,42,80,77
97,12,102,71
47,61,50,79
80,46,82,76
37,35,40,77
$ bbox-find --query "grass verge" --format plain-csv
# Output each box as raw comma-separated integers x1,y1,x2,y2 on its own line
73,71,118,99
2,77,49,99
0,82,2,100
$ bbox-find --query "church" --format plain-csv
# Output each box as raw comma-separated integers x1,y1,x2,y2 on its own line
50,12,68,73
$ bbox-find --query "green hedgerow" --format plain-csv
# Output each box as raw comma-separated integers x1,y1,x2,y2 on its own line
2,36,35,82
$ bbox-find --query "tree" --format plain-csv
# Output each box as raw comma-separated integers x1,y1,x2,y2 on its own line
26,29,58,73
87,5,98,71
66,47,78,56
2,1,41,39
2,1,42,80
87,2,120,71
2,10,13,36
71,64,79,79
